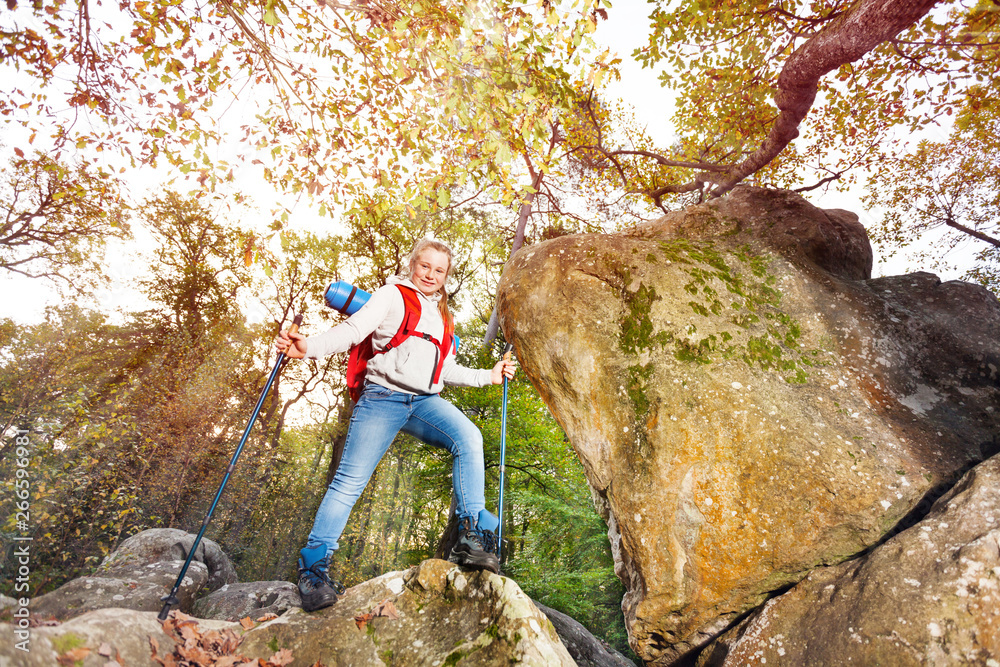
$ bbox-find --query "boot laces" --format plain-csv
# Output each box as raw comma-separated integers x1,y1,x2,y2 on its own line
478,528,499,556
460,518,498,555
302,558,346,594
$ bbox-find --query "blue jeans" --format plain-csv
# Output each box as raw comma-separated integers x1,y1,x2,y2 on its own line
304,383,486,558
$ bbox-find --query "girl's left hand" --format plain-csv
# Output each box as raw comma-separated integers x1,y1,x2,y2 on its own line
490,358,517,385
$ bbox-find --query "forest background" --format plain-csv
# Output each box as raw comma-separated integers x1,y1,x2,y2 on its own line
2,0,998,657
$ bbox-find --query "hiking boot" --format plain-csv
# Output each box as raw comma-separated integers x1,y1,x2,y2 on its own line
297,546,344,612
474,509,500,558
448,516,500,574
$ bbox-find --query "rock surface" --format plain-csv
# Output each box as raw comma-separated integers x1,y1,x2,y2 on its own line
192,580,302,622
29,560,209,621
96,528,237,593
536,600,638,667
0,607,234,667
496,186,1000,664
28,528,237,621
237,558,575,666
699,452,1000,666
1,546,578,666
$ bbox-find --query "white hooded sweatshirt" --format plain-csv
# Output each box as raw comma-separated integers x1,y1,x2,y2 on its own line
304,276,492,394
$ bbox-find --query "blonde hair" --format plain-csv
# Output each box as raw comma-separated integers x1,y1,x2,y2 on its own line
406,238,453,325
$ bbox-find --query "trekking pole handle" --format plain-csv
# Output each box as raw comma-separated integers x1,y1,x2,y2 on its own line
502,343,513,361
278,314,303,361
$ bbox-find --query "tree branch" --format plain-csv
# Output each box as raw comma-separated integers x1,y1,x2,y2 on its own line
792,171,844,193
943,215,1000,249
709,0,941,198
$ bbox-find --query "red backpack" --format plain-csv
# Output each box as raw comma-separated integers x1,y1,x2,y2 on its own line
346,284,455,402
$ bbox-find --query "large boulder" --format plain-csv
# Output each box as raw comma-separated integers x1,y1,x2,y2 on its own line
698,452,1000,666
496,186,1000,664
96,528,237,593
29,528,237,621
192,580,301,622
0,607,235,667
238,558,575,666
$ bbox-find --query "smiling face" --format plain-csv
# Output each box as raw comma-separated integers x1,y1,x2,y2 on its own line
410,248,450,296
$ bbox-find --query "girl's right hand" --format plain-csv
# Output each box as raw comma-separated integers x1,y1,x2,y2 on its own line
276,329,308,359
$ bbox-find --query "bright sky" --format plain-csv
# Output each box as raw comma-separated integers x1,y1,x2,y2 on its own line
0,0,969,325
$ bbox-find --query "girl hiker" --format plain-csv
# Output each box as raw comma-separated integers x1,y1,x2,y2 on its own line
275,238,517,612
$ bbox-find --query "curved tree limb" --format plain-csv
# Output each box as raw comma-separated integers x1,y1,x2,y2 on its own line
483,122,560,346
709,0,941,198
582,0,942,203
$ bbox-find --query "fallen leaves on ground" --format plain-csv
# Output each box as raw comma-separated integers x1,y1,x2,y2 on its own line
56,646,90,665
96,642,125,665
354,598,400,631
28,615,61,627
150,610,302,667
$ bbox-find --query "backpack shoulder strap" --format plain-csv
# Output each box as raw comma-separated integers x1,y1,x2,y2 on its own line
431,312,455,385
382,284,422,352
390,284,455,387
346,285,419,402
364,283,454,392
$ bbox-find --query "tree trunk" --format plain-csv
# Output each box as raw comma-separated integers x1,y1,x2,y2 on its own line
434,494,460,559
394,505,416,562
516,515,529,563
326,399,354,485
374,453,407,569
350,484,377,568
484,170,544,346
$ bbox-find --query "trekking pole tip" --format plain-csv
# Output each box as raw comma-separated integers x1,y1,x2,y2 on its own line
157,594,179,621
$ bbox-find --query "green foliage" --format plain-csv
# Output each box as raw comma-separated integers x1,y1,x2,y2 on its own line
2,0,612,214
864,89,1000,296
0,152,129,286
510,488,632,655
0,196,274,592
140,191,250,332
0,306,148,589
339,203,500,307
230,422,340,581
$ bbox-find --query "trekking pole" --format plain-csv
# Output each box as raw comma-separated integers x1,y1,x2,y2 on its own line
497,343,513,565
158,313,303,621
